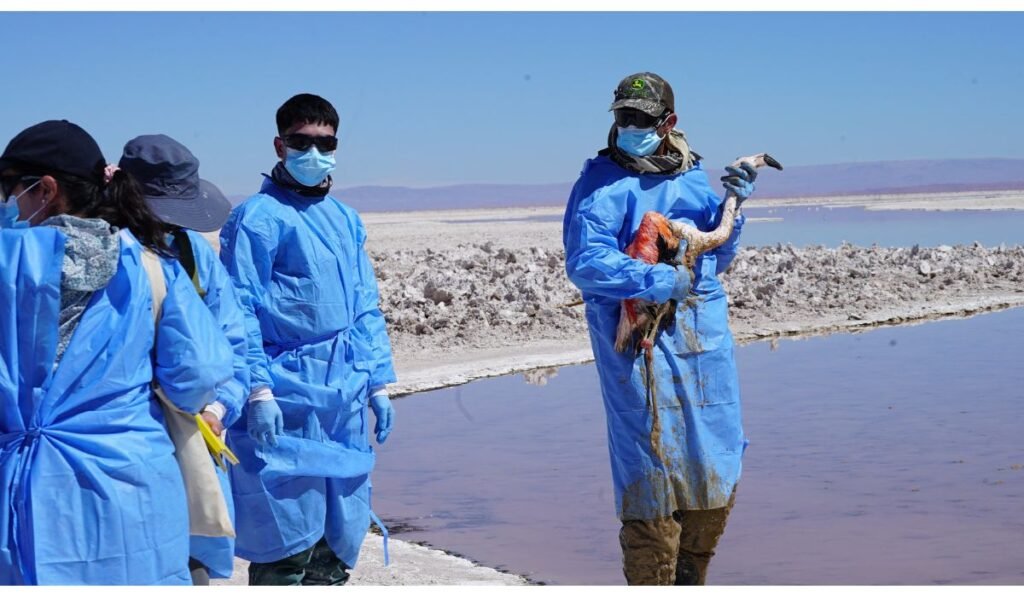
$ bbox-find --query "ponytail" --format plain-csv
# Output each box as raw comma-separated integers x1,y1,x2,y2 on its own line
55,169,171,255
93,170,171,255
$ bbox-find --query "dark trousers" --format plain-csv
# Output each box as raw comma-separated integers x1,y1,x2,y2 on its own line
619,488,738,585
248,536,351,586
188,558,210,586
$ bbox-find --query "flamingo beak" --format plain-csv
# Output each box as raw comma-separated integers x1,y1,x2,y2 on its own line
762,153,783,171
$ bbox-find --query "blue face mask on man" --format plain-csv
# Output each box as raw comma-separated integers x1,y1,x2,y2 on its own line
616,126,664,157
284,147,337,187
1,179,45,229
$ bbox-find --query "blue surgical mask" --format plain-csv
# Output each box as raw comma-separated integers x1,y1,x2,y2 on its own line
1,179,45,229
284,147,336,187
616,126,664,157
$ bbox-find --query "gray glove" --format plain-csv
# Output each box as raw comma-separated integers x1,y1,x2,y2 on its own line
720,162,758,205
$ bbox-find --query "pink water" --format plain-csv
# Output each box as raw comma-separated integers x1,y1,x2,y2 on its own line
372,308,1024,584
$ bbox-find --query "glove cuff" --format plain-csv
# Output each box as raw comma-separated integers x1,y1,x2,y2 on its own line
202,401,227,421
249,385,275,403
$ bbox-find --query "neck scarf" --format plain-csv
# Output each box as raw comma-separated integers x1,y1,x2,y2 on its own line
603,126,699,176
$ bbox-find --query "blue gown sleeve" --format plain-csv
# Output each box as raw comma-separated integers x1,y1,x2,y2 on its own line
190,231,250,428
155,258,234,414
218,207,275,393
351,215,397,390
564,188,677,302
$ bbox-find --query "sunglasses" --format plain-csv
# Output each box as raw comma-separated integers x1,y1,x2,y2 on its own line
281,133,338,153
613,109,669,130
1,175,41,199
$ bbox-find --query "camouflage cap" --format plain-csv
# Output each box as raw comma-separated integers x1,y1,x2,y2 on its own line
609,72,675,117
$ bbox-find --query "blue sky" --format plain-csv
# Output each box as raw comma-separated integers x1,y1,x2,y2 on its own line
2,12,1022,195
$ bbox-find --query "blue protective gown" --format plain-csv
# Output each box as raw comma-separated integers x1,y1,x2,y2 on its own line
0,227,233,585
563,154,748,522
219,177,396,567
176,230,250,579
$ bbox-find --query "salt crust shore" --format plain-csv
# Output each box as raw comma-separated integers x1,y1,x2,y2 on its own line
216,193,1024,585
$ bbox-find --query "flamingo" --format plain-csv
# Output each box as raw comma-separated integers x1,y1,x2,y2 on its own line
614,153,783,411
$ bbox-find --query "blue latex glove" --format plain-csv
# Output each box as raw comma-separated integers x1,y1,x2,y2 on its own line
669,239,692,301
248,398,284,447
370,393,395,444
720,162,758,205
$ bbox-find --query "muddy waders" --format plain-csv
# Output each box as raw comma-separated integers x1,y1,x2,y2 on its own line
619,488,737,585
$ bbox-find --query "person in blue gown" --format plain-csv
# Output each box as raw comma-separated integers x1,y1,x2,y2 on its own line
118,134,249,584
562,74,759,585
219,94,396,585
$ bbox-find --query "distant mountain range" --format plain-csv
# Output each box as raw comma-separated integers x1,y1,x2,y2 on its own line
228,158,1024,212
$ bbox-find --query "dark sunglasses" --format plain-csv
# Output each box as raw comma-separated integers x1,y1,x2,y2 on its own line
613,109,669,130
1,175,41,199
281,133,338,153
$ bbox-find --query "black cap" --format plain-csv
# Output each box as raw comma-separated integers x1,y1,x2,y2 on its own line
609,72,675,117
119,134,231,233
0,119,106,184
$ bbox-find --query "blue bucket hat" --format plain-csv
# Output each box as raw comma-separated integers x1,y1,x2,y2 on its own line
118,134,231,233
